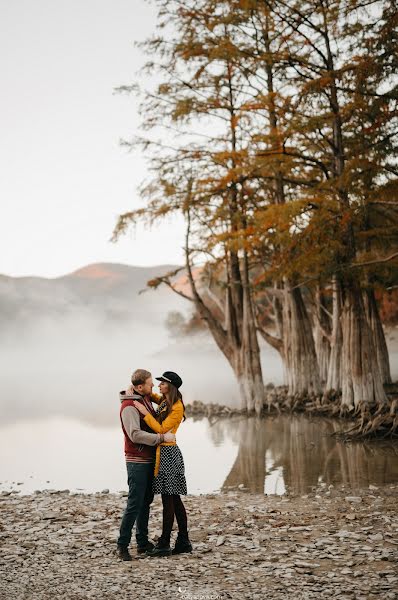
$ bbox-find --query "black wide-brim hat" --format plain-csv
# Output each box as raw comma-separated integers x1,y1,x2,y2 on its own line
156,371,183,389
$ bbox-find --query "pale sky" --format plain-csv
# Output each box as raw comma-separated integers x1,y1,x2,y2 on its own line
0,0,185,278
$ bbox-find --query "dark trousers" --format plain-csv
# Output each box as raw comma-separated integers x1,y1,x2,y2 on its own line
159,494,188,545
117,462,154,548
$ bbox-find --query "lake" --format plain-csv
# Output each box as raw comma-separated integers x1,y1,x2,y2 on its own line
1,414,397,496
2,317,397,496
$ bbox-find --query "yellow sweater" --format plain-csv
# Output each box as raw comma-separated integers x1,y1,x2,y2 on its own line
144,398,184,476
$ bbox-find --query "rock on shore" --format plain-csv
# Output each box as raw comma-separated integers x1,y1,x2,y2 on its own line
0,485,397,600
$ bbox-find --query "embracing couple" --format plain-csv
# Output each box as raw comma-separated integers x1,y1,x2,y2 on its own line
116,368,192,561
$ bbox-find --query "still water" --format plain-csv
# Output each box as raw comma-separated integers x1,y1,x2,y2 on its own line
1,414,397,496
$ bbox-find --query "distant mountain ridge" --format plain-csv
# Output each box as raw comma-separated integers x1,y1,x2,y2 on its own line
0,262,187,330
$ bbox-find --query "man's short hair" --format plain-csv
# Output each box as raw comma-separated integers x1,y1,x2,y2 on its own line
131,369,152,386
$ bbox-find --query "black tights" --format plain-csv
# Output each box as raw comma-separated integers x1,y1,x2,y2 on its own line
160,494,188,544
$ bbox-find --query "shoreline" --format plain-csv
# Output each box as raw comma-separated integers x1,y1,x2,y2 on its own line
1,486,397,599
185,383,398,439
2,412,397,500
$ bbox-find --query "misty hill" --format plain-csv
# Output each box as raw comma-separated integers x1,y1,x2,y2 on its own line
0,263,187,330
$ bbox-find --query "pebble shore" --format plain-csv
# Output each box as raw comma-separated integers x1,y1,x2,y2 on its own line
1,485,397,600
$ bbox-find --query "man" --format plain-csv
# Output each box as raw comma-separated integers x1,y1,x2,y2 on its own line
117,368,175,561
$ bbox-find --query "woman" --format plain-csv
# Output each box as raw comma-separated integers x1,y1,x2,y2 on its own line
133,370,192,557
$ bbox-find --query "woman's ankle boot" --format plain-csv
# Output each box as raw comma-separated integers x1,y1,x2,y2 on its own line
146,537,172,557
172,534,193,555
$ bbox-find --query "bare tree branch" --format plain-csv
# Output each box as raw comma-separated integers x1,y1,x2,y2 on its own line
352,252,398,268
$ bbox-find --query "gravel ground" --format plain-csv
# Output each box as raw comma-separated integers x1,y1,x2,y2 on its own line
0,484,397,600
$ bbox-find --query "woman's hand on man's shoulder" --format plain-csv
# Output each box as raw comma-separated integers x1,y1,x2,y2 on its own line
133,401,149,416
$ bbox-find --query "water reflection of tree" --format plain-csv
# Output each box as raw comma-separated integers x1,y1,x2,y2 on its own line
221,417,267,493
204,415,229,447
323,431,398,488
208,415,398,494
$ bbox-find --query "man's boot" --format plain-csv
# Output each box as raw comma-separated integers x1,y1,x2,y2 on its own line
137,541,155,554
117,545,132,561
172,534,193,555
146,537,172,557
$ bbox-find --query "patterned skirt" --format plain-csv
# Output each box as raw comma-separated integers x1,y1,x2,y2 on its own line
152,445,187,495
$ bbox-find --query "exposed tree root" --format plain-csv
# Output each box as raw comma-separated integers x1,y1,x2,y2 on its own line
185,385,398,439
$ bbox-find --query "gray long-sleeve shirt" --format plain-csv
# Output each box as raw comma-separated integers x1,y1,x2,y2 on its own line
121,405,161,447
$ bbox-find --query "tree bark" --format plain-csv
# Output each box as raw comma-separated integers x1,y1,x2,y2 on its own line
314,286,331,385
232,352,264,415
283,283,322,396
226,261,265,414
363,288,392,385
340,285,387,411
240,269,265,414
325,278,343,395
190,278,264,414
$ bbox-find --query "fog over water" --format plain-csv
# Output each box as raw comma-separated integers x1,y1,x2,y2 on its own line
1,317,230,426
1,316,284,428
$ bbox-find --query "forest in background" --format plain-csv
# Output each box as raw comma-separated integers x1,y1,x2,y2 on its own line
113,0,398,437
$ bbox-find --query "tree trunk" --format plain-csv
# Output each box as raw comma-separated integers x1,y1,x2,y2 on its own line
185,209,264,413
314,286,331,385
340,285,387,411
325,278,343,395
240,282,264,414
273,284,288,383
227,254,264,414
283,283,322,396
196,290,264,414
363,288,392,385
219,346,262,415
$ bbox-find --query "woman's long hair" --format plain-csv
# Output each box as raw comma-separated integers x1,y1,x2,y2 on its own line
158,383,186,423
